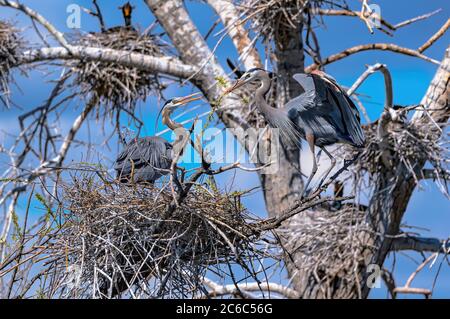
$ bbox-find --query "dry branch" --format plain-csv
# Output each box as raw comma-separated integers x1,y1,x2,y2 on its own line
390,236,450,253
207,0,262,69
0,0,71,50
202,277,300,298
17,46,195,79
306,43,440,72
418,18,450,53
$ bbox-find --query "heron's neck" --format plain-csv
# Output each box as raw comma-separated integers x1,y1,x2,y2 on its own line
162,109,181,131
254,75,282,119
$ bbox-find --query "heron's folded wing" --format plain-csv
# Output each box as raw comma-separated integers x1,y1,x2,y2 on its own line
284,73,318,113
114,140,150,172
318,77,365,146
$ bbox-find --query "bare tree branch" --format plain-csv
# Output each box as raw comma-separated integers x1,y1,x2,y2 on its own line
202,277,300,299
314,8,441,33
0,96,98,261
418,18,450,53
347,63,393,108
393,254,437,298
390,236,450,253
306,43,440,72
17,46,196,79
0,0,71,51
420,169,450,181
143,0,250,138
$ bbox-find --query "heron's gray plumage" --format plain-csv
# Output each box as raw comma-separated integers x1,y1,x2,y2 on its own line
225,68,365,197
285,72,365,148
114,136,173,183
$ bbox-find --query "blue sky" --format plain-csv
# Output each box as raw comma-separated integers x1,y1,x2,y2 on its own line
0,0,449,298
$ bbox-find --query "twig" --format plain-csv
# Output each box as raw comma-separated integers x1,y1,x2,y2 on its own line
393,253,437,298
418,18,450,53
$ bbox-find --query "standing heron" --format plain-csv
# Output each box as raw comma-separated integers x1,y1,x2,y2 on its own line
114,94,202,184
223,68,365,197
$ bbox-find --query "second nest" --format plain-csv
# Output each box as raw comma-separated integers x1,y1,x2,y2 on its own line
72,27,167,116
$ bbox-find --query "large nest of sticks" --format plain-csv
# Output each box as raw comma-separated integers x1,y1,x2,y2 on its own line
281,205,376,298
71,28,167,116
343,109,448,186
238,0,347,43
0,21,23,107
50,174,268,298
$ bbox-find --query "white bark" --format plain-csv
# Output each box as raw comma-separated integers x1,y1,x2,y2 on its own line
207,0,262,69
18,46,196,79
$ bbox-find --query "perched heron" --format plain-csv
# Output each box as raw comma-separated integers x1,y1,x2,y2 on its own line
223,68,365,197
114,94,202,184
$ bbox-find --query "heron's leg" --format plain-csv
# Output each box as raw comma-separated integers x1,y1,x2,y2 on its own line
301,133,317,199
326,152,361,185
316,147,336,190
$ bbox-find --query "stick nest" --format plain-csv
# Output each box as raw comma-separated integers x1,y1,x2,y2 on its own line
238,0,346,43
50,174,268,298
281,205,376,298
72,28,167,116
0,21,24,107
344,111,448,188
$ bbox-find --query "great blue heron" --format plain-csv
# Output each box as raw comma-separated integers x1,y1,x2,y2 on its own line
114,94,202,184
223,68,365,197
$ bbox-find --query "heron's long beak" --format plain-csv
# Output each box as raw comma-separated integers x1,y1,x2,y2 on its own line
174,92,203,106
156,92,202,129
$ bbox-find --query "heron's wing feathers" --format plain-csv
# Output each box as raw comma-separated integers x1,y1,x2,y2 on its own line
292,73,316,93
287,72,365,147
114,137,173,179
315,75,365,146
284,73,318,113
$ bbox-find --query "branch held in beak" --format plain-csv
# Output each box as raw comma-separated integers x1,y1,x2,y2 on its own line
220,78,248,100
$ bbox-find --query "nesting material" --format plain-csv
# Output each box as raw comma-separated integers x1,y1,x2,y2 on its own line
0,21,23,107
239,0,340,42
281,205,376,299
72,27,167,116
51,174,267,298
344,113,447,184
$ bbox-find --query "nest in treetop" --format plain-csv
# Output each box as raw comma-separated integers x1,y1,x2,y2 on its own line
341,108,448,185
238,0,346,43
49,173,270,298
0,21,24,107
71,27,168,117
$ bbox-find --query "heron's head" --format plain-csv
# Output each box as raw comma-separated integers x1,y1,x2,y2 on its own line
223,68,268,95
163,93,202,111
157,93,202,127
